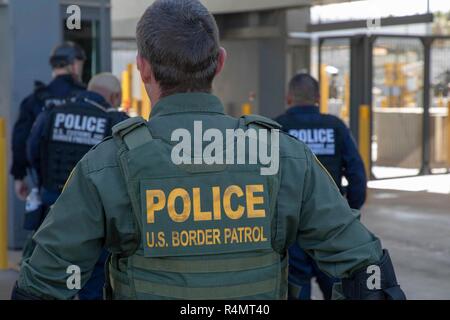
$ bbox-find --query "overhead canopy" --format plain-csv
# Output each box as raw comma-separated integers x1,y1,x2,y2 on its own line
111,0,364,39
112,0,364,19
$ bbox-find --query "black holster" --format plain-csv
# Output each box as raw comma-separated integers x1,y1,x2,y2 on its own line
103,253,113,300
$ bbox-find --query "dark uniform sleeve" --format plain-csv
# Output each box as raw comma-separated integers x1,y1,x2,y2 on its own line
296,147,382,279
340,124,367,209
26,111,49,182
10,95,38,179
18,160,105,299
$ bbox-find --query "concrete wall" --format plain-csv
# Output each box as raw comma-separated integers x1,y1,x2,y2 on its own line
258,38,288,118
213,8,311,119
213,40,259,117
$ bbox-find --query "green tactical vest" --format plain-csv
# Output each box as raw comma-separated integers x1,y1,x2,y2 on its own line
107,115,288,300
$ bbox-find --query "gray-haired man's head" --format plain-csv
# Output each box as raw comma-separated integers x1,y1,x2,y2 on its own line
286,73,320,107
136,0,226,101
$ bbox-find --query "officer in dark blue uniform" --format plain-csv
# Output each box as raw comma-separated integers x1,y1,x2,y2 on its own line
275,73,367,300
10,42,86,201
26,73,128,300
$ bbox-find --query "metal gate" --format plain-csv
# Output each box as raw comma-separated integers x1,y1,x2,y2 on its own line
318,34,450,180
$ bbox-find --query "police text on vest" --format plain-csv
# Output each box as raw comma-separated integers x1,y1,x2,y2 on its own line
288,128,336,155
52,113,107,145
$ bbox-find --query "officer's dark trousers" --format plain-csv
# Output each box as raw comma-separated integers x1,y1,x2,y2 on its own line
78,249,109,300
42,189,107,300
288,243,338,300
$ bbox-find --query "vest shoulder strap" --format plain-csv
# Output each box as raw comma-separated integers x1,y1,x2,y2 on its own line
239,114,282,130
112,116,153,150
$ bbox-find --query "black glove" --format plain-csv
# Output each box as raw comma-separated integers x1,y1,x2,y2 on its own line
11,282,43,300
342,250,406,300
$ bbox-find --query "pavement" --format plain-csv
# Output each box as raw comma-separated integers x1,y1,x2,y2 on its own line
0,250,20,300
361,184,450,299
1,175,450,300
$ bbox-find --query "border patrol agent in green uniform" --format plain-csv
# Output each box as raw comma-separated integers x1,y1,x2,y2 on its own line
12,0,405,300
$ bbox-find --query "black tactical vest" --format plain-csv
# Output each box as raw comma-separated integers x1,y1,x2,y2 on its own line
40,102,112,193
277,115,344,190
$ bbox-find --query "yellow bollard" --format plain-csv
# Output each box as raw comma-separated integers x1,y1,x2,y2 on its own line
320,64,329,114
141,81,152,120
121,64,133,111
341,73,350,121
358,105,371,178
0,118,8,270
447,102,450,167
241,103,252,116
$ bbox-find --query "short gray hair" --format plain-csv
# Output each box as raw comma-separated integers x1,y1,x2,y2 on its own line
136,0,220,97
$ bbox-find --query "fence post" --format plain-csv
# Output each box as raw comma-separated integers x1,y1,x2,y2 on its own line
447,101,450,168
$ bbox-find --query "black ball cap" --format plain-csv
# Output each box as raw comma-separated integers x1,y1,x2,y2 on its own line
49,41,86,68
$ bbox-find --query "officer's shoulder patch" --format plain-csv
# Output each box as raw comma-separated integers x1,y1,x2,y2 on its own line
112,116,146,138
240,115,282,130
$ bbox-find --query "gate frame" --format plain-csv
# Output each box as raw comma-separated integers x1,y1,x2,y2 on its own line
318,33,450,180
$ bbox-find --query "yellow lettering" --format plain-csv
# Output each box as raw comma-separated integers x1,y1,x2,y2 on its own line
212,186,221,220
244,227,252,242
172,231,180,247
193,187,212,221
213,228,221,244
246,184,266,218
223,185,244,220
224,228,231,243
167,188,191,223
146,190,166,224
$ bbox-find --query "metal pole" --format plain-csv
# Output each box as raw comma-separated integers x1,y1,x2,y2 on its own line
421,38,432,175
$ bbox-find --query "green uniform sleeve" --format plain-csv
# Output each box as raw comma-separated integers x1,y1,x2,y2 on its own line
297,147,383,278
18,160,105,300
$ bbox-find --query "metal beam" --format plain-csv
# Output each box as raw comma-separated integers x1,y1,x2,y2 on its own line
308,13,434,32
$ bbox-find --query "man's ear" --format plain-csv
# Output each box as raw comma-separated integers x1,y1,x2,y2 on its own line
315,94,321,105
286,93,293,107
111,92,121,108
215,47,227,76
136,54,152,84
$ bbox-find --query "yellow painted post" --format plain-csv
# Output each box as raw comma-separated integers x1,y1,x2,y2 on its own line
0,118,8,270
341,73,350,121
359,105,371,178
121,63,133,111
141,81,152,120
447,101,450,167
320,64,329,114
241,103,252,115
121,71,130,110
